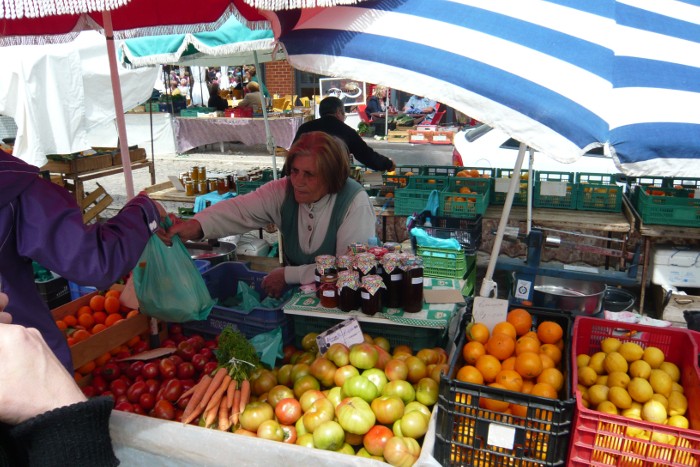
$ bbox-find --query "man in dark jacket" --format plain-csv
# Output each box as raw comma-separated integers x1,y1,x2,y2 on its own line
293,97,395,172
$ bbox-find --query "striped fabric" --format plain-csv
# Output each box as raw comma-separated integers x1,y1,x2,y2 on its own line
270,0,700,176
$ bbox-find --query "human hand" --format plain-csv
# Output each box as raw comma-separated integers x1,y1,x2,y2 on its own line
261,267,287,298
159,218,204,246
0,292,10,324
0,324,86,425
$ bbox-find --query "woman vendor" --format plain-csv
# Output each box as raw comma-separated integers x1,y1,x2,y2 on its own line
163,131,377,297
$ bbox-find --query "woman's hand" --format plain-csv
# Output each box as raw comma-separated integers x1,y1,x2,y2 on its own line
0,292,11,324
261,267,287,298
158,218,204,246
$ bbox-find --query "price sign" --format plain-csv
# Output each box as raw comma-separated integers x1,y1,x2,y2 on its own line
316,317,365,355
472,296,508,332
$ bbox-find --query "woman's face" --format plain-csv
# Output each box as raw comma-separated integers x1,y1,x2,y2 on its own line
289,153,329,204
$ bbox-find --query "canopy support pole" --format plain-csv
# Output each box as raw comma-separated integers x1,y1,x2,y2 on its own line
254,50,278,180
479,141,528,298
103,10,135,200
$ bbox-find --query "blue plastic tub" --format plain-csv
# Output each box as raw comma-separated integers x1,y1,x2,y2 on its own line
69,281,98,301
194,259,211,275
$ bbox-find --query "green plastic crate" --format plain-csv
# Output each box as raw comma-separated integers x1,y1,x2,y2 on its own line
394,175,449,216
421,166,496,179
461,255,477,297
667,177,700,190
237,179,267,195
291,315,444,350
438,178,491,219
533,171,576,209
576,172,623,212
416,246,475,279
492,168,530,206
634,186,700,227
381,165,423,188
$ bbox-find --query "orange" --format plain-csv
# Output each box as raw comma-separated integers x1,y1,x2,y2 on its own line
521,379,535,394
456,365,484,384
501,356,517,371
507,308,533,336
92,311,107,325
539,353,555,370
475,354,502,383
67,337,76,346
77,313,95,329
127,335,141,348
522,331,540,343
89,295,106,312
126,309,140,319
492,322,517,340
537,368,564,392
77,305,93,316
485,333,515,361
462,341,486,365
537,321,563,345
530,382,558,399
55,320,67,331
104,296,121,315
479,383,510,412
95,352,112,366
495,369,524,392
91,323,107,334
539,343,562,366
105,289,121,299
515,336,541,356
72,329,91,343
105,314,123,327
77,360,95,376
515,352,544,379
63,315,77,327
110,344,129,356
467,322,489,344
510,403,528,418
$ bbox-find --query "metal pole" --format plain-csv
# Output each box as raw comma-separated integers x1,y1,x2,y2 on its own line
254,51,278,180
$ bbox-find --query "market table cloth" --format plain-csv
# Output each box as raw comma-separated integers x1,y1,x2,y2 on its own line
174,115,307,153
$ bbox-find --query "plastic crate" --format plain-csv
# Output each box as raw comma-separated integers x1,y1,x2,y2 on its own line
236,179,267,196
435,306,575,466
568,317,700,466
194,260,211,275
35,273,71,309
394,176,449,216
492,168,531,206
69,281,98,301
291,315,445,351
421,166,496,179
439,178,491,219
534,171,576,209
575,172,623,212
668,177,700,190
416,245,473,279
182,262,294,344
411,215,482,255
634,186,700,227
382,165,423,188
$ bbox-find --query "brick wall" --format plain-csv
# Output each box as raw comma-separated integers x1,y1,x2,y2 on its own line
264,61,295,97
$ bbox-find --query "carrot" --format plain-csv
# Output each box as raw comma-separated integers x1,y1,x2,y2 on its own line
229,388,241,427
218,396,231,431
198,367,227,412
226,379,237,409
177,383,198,403
181,374,212,425
204,374,232,414
204,404,218,428
238,379,251,413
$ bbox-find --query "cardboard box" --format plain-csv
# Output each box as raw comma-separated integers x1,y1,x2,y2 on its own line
431,130,455,145
408,129,433,144
51,288,149,370
651,246,700,287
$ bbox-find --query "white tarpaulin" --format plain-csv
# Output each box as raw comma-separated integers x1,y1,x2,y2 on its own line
0,30,158,168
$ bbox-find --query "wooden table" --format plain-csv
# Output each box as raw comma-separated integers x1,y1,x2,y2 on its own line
143,181,196,204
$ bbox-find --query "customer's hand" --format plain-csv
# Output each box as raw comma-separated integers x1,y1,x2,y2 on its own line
0,323,86,425
160,218,204,246
0,292,10,324
261,267,287,298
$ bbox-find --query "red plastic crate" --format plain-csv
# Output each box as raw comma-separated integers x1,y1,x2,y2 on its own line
568,317,700,466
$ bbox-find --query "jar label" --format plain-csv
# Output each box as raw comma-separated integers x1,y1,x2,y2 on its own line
391,273,402,282
322,290,335,298
361,291,370,300
411,277,423,285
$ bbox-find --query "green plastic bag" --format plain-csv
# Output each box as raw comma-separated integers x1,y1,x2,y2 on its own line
249,326,284,369
132,232,214,323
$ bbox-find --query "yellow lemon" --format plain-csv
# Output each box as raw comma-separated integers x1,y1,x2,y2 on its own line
642,346,665,369
576,354,591,368
641,399,667,424
578,366,598,387
668,391,688,417
629,360,651,379
600,337,622,354
588,352,607,374
608,386,632,410
659,361,680,382
649,369,673,398
603,351,628,374
607,371,630,389
627,377,653,403
618,342,644,362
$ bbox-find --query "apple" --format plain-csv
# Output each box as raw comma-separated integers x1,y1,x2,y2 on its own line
362,368,388,393
313,420,346,451
309,357,338,388
384,436,421,466
296,433,315,448
334,365,360,388
349,343,379,370
343,375,379,403
400,410,429,439
257,419,285,442
363,424,394,457
275,398,302,425
384,359,409,382
302,398,335,433
268,385,295,409
383,380,416,405
325,343,350,367
371,395,405,425
326,386,345,408
415,377,439,407
336,397,376,435
239,401,274,432
299,389,326,412
404,401,431,420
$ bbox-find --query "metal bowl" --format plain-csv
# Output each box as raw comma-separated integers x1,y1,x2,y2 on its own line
533,276,606,316
185,240,237,266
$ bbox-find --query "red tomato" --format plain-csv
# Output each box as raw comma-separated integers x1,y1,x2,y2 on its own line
161,379,183,402
152,400,176,420
158,359,177,379
275,398,302,425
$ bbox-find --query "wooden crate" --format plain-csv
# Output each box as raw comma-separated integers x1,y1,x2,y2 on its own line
387,129,410,143
408,129,433,144
51,288,149,370
431,130,455,145
42,153,114,174
112,147,147,166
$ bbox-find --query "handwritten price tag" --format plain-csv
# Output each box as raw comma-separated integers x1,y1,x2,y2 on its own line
316,317,365,355
472,296,508,332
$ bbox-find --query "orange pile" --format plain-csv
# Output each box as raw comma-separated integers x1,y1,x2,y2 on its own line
457,308,565,414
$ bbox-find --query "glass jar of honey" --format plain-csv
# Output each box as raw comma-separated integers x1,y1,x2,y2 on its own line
185,180,195,196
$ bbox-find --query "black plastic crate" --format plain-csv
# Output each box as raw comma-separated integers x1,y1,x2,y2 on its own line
435,306,575,466
35,273,71,309
410,215,482,255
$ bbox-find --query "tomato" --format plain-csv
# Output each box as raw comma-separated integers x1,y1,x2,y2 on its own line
336,397,375,435
348,343,379,370
161,339,177,348
363,425,394,457
282,344,297,364
114,401,135,412
312,420,345,451
169,324,183,335
400,410,429,438
383,436,421,466
281,425,297,444
167,354,184,366
415,377,439,407
268,385,295,409
301,398,335,433
239,401,274,432
202,361,218,376
132,340,149,354
251,370,277,397
153,399,176,420
187,335,205,351
290,363,311,384
275,398,302,425
125,361,145,379
198,347,214,361
81,386,96,398
141,362,159,380
257,420,285,442
126,381,147,404
132,404,146,416
158,358,177,379
176,362,195,380
342,375,378,403
109,379,128,397
144,378,160,395
204,339,218,350
175,341,196,362
190,354,208,372
309,357,338,388
91,375,109,394
139,392,156,411
276,364,293,387
325,343,350,367
333,365,359,388
362,368,388,393
161,379,183,402
371,395,405,425
101,362,121,381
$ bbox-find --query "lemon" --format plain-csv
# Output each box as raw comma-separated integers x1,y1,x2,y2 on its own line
595,375,608,386
603,351,628,374
576,354,591,368
649,369,673,397
659,361,680,382
608,386,632,409
667,415,689,429
627,377,653,403
577,384,589,402
618,342,644,362
606,371,630,389
578,366,598,387
600,337,622,354
651,393,668,410
621,402,643,419
588,384,610,406
642,346,665,369
596,400,619,415
629,360,651,379
668,391,688,417
588,352,607,374
672,382,684,394
641,399,667,424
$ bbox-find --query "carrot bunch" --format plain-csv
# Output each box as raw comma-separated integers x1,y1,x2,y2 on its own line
180,368,251,430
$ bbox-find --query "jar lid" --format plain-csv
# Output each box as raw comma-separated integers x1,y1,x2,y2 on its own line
315,255,336,273
336,255,354,270
354,252,377,274
337,270,360,289
361,274,385,295
381,252,402,272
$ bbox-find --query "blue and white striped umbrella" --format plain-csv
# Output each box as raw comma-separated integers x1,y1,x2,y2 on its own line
257,0,700,177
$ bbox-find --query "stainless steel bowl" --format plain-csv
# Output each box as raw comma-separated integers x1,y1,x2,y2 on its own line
533,276,606,316
185,240,237,266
